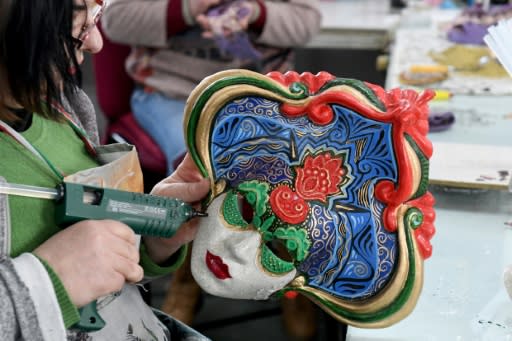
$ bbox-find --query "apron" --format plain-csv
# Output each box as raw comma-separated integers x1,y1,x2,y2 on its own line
0,107,210,341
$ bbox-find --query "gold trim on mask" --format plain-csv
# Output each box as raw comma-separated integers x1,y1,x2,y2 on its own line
184,69,428,328
185,70,385,199
284,140,425,328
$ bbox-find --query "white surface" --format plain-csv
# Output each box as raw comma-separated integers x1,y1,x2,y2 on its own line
347,6,512,339
320,1,400,31
12,253,67,340
425,94,512,190
429,142,512,190
385,8,457,89
385,11,512,189
348,191,512,340
484,20,512,77
386,28,512,95
308,1,401,49
427,95,512,147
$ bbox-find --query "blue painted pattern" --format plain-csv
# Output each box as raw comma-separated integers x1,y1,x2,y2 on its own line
210,96,399,300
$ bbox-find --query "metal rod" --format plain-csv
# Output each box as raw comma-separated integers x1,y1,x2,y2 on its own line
0,183,60,200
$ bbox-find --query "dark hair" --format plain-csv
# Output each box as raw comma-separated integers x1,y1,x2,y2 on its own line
0,0,83,122
0,1,11,35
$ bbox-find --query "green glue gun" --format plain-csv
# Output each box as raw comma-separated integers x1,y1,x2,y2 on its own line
0,181,207,331
54,182,207,237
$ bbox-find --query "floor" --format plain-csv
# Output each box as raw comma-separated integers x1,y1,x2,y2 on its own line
82,47,386,341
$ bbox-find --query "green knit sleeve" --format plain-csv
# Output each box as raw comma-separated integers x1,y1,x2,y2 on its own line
33,254,80,328
139,243,188,277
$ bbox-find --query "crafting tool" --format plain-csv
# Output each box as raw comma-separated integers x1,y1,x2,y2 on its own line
0,181,207,331
409,57,492,74
399,65,449,86
409,64,450,74
0,182,207,237
432,89,453,101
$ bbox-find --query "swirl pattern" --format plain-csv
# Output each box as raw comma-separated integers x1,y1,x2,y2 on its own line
210,96,400,300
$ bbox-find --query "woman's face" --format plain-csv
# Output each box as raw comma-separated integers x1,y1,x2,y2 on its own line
72,0,105,64
191,193,297,300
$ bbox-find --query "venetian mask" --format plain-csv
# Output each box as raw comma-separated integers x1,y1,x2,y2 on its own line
184,70,436,327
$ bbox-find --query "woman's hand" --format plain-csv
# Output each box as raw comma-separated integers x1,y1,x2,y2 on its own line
144,153,210,264
196,1,258,39
34,219,143,307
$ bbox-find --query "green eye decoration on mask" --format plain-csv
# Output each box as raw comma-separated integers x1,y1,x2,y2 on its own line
222,180,270,228
261,244,295,274
270,227,311,262
260,227,312,274
260,225,312,274
238,181,270,228
221,180,312,274
222,190,249,228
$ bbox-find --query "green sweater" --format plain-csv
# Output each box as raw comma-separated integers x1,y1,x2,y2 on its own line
0,114,99,256
0,114,186,328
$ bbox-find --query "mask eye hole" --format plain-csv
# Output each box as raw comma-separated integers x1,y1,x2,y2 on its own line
266,239,293,262
237,193,254,222
222,191,252,228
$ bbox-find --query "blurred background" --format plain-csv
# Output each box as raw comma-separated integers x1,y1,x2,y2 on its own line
83,0,512,340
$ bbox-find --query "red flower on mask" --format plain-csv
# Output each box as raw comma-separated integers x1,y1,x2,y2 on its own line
270,152,345,224
296,153,345,202
269,186,308,224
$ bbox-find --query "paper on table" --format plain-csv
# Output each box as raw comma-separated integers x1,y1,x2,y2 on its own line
484,19,512,77
430,142,512,191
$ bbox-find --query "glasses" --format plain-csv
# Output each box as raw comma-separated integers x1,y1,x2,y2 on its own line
72,0,107,49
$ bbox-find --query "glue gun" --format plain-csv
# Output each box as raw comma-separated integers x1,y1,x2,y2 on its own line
0,181,207,331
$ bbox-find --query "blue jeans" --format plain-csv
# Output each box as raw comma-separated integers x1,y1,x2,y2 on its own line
131,88,187,174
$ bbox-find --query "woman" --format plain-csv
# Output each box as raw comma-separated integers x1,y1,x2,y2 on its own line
100,3,322,336
0,0,210,339
101,0,322,175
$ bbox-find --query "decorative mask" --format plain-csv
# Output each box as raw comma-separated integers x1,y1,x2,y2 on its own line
184,70,436,328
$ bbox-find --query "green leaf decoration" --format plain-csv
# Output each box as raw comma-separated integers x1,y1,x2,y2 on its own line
263,231,273,242
290,82,308,95
286,240,298,252
253,216,262,229
405,207,423,230
260,216,276,233
272,227,311,262
246,192,256,205
238,181,270,217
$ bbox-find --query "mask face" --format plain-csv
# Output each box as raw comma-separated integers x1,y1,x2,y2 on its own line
185,70,436,328
191,192,297,300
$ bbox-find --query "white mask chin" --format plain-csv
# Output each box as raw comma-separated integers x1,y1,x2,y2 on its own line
191,194,297,300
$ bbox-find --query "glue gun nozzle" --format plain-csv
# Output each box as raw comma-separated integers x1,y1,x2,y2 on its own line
194,211,208,218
